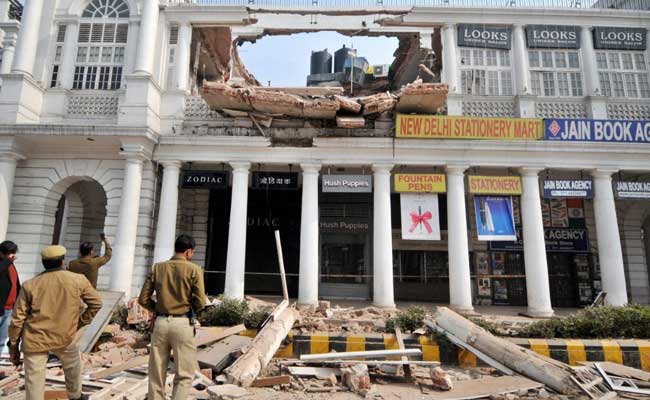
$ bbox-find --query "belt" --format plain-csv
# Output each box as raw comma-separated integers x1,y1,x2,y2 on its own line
157,312,189,318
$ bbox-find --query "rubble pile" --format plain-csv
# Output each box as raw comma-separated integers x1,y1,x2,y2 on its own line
295,300,398,334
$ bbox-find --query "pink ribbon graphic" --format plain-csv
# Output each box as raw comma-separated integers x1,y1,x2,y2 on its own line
409,211,433,234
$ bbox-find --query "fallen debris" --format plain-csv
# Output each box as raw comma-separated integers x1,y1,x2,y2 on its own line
430,366,454,391
341,363,371,396
251,375,290,387
207,383,248,400
198,335,252,373
423,375,543,400
300,348,421,361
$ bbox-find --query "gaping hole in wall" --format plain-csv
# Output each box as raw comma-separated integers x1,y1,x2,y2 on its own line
190,26,449,128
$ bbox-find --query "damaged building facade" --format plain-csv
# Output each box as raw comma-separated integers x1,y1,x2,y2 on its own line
0,0,649,317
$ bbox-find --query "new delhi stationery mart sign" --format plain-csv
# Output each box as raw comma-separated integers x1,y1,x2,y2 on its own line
396,115,543,140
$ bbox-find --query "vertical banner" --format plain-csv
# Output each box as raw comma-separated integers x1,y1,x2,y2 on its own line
474,196,517,241
400,194,441,241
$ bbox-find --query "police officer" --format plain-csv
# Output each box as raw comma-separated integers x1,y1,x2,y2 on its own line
139,234,207,400
68,233,112,288
8,245,102,400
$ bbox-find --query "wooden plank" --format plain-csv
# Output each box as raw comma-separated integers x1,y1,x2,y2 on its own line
44,390,68,400
195,324,246,348
0,373,19,389
198,335,252,372
421,376,543,400
89,355,149,380
300,349,421,361
280,359,440,366
251,375,291,387
287,366,341,377
580,361,650,382
394,327,412,380
79,291,125,353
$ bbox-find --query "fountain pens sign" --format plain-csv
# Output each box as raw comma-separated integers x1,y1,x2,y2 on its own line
394,174,446,193
545,119,650,143
526,25,580,49
457,24,512,50
593,27,646,51
400,194,441,241
181,171,227,189
396,115,543,140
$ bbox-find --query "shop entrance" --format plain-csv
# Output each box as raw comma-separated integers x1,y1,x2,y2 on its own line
319,199,371,300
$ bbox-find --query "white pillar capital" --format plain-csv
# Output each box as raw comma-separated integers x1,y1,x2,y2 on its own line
0,21,20,75
300,162,322,174
372,163,394,174
591,169,618,180
445,164,469,176
230,161,251,173
160,160,181,170
519,167,544,177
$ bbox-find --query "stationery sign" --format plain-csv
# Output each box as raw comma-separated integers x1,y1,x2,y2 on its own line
251,172,299,190
322,175,372,193
457,24,512,49
543,179,593,198
396,115,543,140
593,27,647,51
545,119,650,143
181,171,227,189
468,176,522,195
615,181,650,199
474,196,517,241
400,194,441,241
526,25,581,49
489,228,589,252
394,174,446,193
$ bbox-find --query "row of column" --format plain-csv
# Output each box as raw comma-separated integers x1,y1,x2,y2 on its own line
441,23,602,97
147,162,629,313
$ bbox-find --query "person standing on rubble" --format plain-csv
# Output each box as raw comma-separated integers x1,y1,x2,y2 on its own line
68,233,112,288
138,234,208,400
8,245,103,400
0,240,20,356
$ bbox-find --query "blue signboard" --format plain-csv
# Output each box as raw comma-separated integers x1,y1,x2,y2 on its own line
545,119,650,143
474,196,516,241
543,179,593,199
489,228,589,253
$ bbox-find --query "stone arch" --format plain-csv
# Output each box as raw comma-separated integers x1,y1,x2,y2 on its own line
621,200,650,304
67,0,139,17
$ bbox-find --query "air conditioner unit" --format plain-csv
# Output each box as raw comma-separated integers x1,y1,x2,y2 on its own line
372,64,390,78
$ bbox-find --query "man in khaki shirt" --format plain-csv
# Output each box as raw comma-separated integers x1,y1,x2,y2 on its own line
68,233,112,288
9,245,102,400
139,234,207,400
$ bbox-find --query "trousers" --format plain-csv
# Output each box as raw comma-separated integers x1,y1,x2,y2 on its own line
23,336,82,400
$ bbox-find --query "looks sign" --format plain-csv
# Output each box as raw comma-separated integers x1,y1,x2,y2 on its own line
593,27,646,51
457,24,512,50
526,25,580,49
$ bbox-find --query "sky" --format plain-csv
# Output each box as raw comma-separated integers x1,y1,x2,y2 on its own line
238,32,399,87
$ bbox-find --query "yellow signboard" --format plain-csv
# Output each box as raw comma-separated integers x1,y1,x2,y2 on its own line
468,176,522,195
394,174,447,193
396,114,544,140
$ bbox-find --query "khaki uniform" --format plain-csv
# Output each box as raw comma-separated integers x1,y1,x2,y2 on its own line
9,267,102,400
138,255,207,400
68,242,112,288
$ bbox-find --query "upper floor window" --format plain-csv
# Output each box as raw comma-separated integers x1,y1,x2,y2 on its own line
72,0,130,90
529,50,583,97
596,51,650,99
459,48,513,96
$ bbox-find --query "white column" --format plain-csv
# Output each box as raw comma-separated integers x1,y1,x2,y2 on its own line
224,162,250,300
59,21,79,89
0,25,18,74
153,161,181,263
581,26,601,96
175,22,192,91
592,169,628,306
446,165,473,313
109,157,144,296
513,24,531,95
372,163,395,308
298,163,321,305
133,0,159,76
0,155,18,241
441,24,459,93
520,168,554,317
11,0,43,76
125,20,140,75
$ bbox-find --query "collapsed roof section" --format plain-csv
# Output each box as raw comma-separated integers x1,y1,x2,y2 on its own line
193,25,447,128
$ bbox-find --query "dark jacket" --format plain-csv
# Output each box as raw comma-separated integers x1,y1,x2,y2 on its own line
0,258,21,309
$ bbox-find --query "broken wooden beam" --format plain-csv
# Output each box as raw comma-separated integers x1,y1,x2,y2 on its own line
394,327,412,381
195,324,247,348
224,306,298,387
336,116,365,129
251,375,291,387
89,355,149,380
300,348,421,361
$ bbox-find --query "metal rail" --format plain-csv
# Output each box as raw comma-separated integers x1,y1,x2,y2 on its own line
167,0,650,10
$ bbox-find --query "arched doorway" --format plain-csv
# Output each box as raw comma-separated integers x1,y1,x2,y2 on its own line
51,180,108,262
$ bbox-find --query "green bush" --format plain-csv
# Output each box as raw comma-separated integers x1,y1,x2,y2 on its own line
109,303,129,328
243,309,271,330
469,317,500,335
386,306,428,332
518,305,650,339
198,298,249,327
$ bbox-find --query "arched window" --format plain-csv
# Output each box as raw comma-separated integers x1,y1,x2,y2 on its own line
73,0,130,90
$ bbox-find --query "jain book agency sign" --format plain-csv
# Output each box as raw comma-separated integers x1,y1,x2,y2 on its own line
545,119,650,143
543,179,593,198
615,181,650,199
457,24,512,50
526,25,580,49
